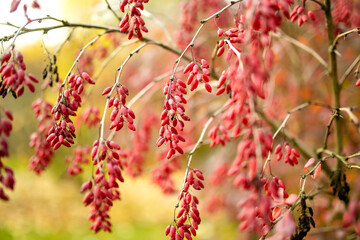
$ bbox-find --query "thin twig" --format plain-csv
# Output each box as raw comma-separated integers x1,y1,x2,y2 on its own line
175,106,227,208
94,43,149,166
339,107,360,132
62,31,108,89
322,111,338,150
0,17,53,61
339,54,360,87
169,0,242,83
331,28,360,51
104,0,121,21
261,102,310,175
142,9,176,46
0,17,192,62
271,31,328,68
257,102,333,176
81,39,139,104
316,148,360,170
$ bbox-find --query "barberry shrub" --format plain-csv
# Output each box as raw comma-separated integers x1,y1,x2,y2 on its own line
2,0,360,239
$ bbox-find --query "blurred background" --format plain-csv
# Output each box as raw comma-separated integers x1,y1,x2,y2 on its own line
0,0,239,240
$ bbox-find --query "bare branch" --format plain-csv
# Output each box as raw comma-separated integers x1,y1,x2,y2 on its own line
271,31,328,68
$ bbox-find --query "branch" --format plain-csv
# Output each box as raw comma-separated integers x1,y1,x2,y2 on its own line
339,107,360,132
347,151,360,159
62,31,108,89
321,110,339,150
339,54,360,87
316,148,360,170
169,0,242,82
256,102,333,176
175,106,226,208
325,0,343,175
0,17,192,63
94,42,149,166
106,67,185,142
331,28,360,51
81,39,140,104
104,0,121,21
0,17,54,61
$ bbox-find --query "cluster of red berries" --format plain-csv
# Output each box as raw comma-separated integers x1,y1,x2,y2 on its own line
47,72,95,150
215,70,231,96
29,98,54,174
119,0,149,40
274,142,300,166
0,108,15,200
103,84,136,132
216,27,244,57
0,51,38,98
208,124,231,147
290,6,316,26
82,139,126,232
158,79,189,159
165,169,204,240
183,59,212,92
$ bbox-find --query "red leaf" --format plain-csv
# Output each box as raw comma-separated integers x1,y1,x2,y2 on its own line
312,164,321,179
10,0,21,12
272,207,281,221
304,158,315,172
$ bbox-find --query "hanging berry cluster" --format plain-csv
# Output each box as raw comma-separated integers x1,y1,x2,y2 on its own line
29,98,54,174
216,27,244,58
158,78,189,159
183,59,212,92
82,139,126,233
208,124,231,147
165,169,204,240
274,142,300,166
65,146,90,176
0,51,38,98
0,108,14,201
290,5,316,26
47,72,95,150
119,0,149,40
103,84,136,132
80,107,101,128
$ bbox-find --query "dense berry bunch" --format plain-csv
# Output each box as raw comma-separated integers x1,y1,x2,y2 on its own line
82,139,126,233
0,51,38,98
183,59,212,92
165,169,204,240
29,98,54,174
274,142,300,166
119,0,149,40
104,84,136,132
47,72,95,150
208,124,231,147
157,78,189,159
0,108,14,201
